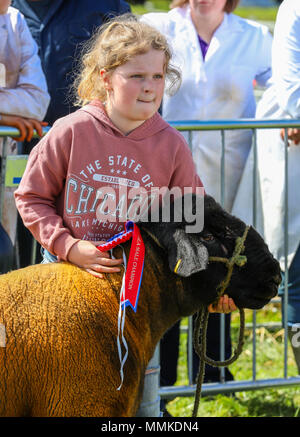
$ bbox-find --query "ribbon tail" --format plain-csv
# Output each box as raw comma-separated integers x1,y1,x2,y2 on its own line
116,249,129,391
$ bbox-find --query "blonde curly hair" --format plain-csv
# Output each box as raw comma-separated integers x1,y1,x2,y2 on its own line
73,14,181,107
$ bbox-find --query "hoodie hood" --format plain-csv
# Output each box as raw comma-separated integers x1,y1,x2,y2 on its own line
80,99,169,141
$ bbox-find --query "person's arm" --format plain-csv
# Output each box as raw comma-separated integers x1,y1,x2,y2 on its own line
272,2,300,118
14,124,122,276
0,114,47,141
0,11,50,121
271,3,300,145
14,128,77,259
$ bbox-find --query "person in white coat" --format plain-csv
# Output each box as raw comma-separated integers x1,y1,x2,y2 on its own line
0,2,49,245
234,0,300,373
141,0,272,212
141,0,273,404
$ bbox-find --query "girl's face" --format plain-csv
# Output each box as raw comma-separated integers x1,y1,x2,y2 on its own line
0,0,11,14
102,49,166,135
189,0,227,18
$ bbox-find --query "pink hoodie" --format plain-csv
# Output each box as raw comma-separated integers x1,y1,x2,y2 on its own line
15,101,203,260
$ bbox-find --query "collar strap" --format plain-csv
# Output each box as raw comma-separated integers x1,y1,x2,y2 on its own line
97,220,145,313
97,222,134,252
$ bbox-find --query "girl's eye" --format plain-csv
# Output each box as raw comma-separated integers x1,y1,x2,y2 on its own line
130,74,163,79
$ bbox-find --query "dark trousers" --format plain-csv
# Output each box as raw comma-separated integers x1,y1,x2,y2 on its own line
0,222,14,273
17,214,42,267
160,312,234,386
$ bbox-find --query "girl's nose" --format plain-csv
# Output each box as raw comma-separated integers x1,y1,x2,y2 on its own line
142,79,154,93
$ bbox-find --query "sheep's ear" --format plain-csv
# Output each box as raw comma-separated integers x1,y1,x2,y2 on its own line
169,229,209,277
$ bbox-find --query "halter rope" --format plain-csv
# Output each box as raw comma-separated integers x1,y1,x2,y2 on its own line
192,225,250,417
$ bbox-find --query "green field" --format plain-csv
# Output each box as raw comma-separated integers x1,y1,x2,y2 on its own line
128,1,279,21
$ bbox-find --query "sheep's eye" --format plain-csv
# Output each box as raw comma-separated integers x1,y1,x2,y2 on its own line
225,226,235,237
201,234,215,242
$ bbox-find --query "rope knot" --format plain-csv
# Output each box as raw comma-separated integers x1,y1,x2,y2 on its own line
234,255,247,267
208,226,250,299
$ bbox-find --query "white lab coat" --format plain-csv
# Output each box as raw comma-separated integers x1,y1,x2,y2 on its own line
142,6,272,211
0,6,49,120
232,0,300,270
0,6,49,244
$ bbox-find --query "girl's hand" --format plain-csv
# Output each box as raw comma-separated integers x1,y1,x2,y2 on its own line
0,114,48,141
208,294,237,313
67,240,123,278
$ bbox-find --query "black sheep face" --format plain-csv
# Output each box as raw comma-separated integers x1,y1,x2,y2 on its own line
141,194,281,311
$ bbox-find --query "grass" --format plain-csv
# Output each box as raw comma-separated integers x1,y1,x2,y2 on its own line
167,389,300,417
129,1,279,21
235,6,278,21
163,301,300,417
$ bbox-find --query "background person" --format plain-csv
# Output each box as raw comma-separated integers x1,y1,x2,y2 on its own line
234,0,300,374
0,0,49,248
11,0,131,267
141,0,273,396
11,0,131,129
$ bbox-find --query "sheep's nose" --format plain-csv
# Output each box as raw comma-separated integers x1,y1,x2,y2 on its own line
266,275,281,299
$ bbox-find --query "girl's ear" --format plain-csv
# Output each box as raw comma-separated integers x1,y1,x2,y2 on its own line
100,69,111,90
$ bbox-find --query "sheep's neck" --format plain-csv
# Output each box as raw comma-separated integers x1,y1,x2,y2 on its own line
113,237,183,365
138,240,183,349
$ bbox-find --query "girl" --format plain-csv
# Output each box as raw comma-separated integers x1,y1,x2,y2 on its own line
15,16,235,316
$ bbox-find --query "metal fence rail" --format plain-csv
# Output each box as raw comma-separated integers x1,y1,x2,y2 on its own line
1,120,300,401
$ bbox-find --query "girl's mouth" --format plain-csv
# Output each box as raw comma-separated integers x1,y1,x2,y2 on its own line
137,99,154,103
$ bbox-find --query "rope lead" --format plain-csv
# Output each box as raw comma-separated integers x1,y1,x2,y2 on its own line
192,305,245,417
192,226,249,417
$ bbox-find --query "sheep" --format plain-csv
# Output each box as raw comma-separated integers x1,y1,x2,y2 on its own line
0,194,281,417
